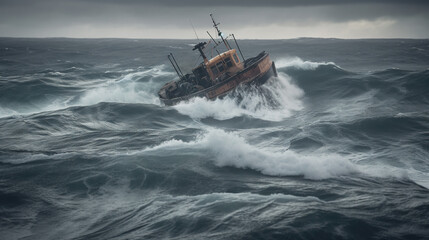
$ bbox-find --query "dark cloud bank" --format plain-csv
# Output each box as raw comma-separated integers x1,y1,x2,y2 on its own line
0,0,428,38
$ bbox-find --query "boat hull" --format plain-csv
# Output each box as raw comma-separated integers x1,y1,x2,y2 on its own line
160,53,277,106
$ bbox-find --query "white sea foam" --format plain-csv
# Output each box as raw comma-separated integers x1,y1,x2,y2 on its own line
144,128,358,180
78,65,173,106
0,152,77,164
173,73,304,121
160,192,324,207
352,157,429,189
355,164,409,179
408,171,429,189
48,71,66,76
275,57,338,70
0,106,19,118
117,65,174,83
0,65,174,119
78,82,160,105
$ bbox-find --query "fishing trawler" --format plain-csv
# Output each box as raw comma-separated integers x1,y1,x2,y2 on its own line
158,14,278,106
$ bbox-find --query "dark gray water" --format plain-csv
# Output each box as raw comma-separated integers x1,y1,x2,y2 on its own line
1,38,429,239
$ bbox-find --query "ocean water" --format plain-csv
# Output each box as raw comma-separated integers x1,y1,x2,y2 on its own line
0,38,429,240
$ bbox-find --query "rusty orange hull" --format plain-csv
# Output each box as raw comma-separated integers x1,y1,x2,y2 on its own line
160,52,277,106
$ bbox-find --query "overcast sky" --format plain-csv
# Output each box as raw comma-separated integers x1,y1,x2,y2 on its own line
0,0,428,39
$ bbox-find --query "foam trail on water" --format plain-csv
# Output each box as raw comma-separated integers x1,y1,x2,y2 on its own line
116,65,174,83
353,157,429,189
143,128,357,180
173,73,304,121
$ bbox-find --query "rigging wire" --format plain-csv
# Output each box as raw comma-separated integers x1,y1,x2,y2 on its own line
192,40,212,68
189,20,200,40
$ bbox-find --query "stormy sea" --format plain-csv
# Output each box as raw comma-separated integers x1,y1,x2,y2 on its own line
1,37,428,240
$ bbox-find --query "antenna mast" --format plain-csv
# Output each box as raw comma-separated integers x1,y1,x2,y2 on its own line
168,53,184,80
192,42,208,64
210,13,231,50
189,20,200,40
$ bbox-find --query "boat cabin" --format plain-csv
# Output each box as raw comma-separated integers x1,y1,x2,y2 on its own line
206,49,243,80
191,49,244,85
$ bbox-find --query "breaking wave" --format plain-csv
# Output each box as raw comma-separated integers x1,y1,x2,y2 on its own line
0,65,173,118
144,128,358,180
173,73,304,121
275,57,338,70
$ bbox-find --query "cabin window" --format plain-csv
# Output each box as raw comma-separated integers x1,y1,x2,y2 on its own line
216,62,225,72
225,57,233,67
210,65,219,75
233,53,240,63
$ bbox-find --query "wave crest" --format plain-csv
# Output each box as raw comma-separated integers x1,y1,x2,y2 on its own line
275,57,338,70
144,128,358,180
173,73,304,121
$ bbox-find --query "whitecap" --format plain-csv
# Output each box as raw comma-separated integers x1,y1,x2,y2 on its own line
173,73,304,121
275,57,338,70
143,128,358,180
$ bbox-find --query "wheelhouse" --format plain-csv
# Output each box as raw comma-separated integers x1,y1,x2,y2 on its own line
205,49,243,81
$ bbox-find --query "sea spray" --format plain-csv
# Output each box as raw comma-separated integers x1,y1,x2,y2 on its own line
79,65,172,105
173,73,304,121
143,128,358,179
275,57,338,70
0,65,171,117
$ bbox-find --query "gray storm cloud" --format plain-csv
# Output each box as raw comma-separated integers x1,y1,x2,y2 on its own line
0,0,428,38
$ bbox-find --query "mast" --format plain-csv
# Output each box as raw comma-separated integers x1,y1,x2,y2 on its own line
210,13,231,50
168,53,184,79
192,42,208,64
232,34,245,61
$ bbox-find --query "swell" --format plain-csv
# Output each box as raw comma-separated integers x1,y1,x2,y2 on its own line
141,128,358,180
1,56,427,120
1,143,427,240
0,65,173,118
1,41,429,240
279,60,429,106
0,102,197,161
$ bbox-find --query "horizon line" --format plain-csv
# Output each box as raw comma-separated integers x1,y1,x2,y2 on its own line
1,36,428,41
